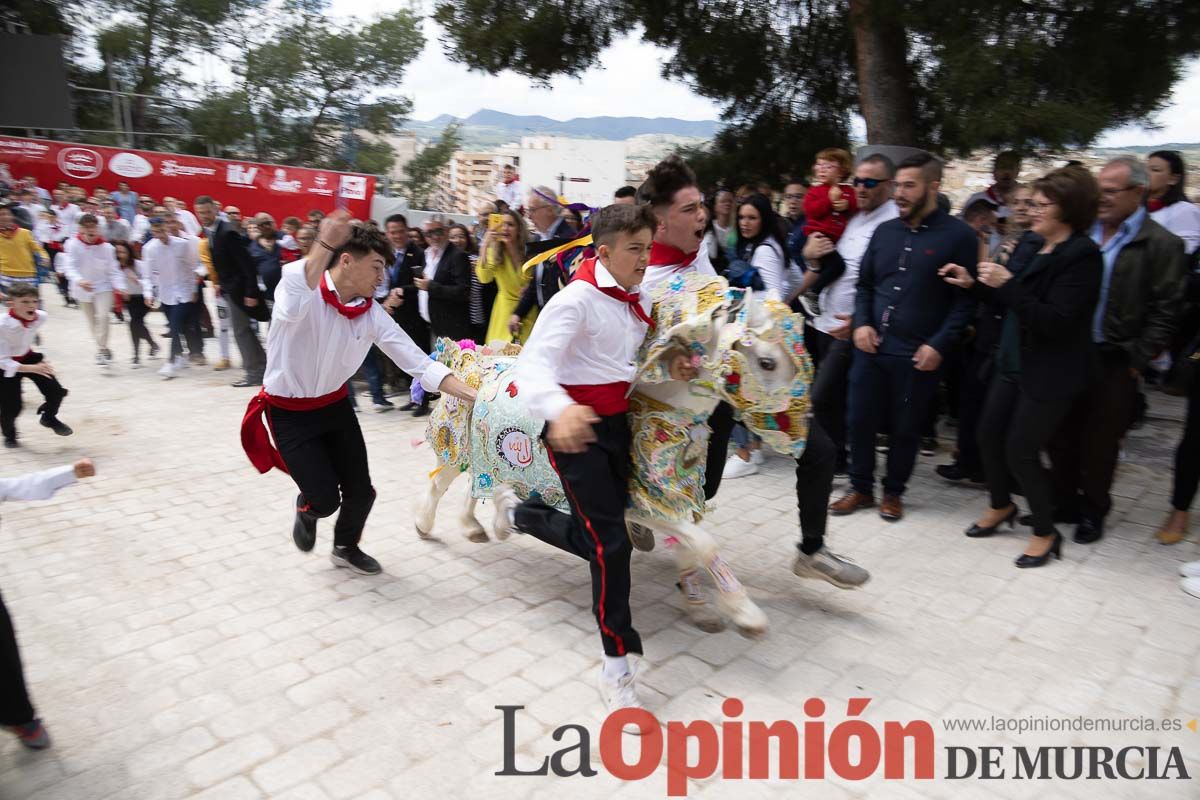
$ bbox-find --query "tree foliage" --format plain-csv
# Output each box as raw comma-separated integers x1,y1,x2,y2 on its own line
403,123,461,209
433,0,1200,178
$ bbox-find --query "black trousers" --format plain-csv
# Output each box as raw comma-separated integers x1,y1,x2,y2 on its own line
0,590,35,726
978,377,1077,537
1173,375,1200,512
955,349,991,476
125,295,156,358
811,330,852,471
847,351,941,496
513,415,642,658
705,401,835,554
0,353,67,442
1048,348,1138,522
271,397,376,548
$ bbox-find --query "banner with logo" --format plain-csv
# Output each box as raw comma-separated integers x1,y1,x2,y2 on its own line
0,136,375,222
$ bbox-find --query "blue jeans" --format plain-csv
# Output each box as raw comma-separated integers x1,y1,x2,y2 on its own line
163,301,201,361
847,350,940,496
360,348,386,404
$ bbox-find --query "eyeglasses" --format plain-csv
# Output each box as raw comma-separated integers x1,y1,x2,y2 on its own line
1101,185,1138,198
784,193,806,200
1031,200,1057,210
852,177,888,189
426,227,446,236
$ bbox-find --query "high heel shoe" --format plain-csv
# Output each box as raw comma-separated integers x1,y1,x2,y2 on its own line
1015,532,1062,568
965,505,1018,538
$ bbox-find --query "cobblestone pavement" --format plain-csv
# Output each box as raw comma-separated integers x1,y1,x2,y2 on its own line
0,291,1197,799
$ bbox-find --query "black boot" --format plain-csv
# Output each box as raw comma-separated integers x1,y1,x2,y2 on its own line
39,416,73,436
293,495,318,552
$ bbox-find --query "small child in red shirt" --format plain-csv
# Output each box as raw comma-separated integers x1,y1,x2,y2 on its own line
803,147,858,242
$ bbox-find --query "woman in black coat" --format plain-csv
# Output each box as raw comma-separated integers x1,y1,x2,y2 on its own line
941,165,1103,567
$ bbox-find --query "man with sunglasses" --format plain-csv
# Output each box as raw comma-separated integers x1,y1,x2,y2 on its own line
414,215,473,353
1048,156,1186,545
800,155,898,478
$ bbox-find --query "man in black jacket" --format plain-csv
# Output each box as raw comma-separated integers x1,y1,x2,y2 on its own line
383,214,429,414
194,196,266,387
509,186,579,334
414,215,473,344
833,152,978,522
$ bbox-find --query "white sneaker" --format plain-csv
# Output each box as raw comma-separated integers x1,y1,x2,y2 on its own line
1182,577,1200,599
173,356,188,370
157,363,177,380
1179,560,1200,578
723,454,759,479
750,449,765,465
492,483,522,541
597,662,647,734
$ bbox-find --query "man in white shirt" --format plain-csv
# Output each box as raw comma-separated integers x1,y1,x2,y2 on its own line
803,154,900,478
240,214,475,576
143,219,205,378
493,164,523,212
49,189,80,238
164,196,201,236
63,214,123,366
493,203,691,715
0,457,95,751
130,196,155,242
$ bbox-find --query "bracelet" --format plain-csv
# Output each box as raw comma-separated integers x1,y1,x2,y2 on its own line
317,240,338,252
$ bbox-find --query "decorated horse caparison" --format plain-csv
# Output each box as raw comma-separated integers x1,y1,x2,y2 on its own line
414,273,815,637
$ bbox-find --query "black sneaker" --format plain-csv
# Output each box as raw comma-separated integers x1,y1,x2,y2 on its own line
39,416,73,436
799,291,822,318
3,438,17,449
411,405,431,418
920,437,938,457
293,495,317,552
330,545,382,575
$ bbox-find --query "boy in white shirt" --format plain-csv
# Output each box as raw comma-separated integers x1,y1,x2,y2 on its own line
63,214,123,366
0,458,95,749
0,283,73,447
493,203,695,716
240,214,476,576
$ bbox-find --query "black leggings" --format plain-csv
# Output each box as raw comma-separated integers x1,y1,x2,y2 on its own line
1173,376,1200,512
125,295,156,357
0,353,67,441
271,397,376,548
0,590,35,726
978,376,1075,537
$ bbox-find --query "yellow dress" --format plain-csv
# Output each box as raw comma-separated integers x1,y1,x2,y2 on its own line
476,247,537,345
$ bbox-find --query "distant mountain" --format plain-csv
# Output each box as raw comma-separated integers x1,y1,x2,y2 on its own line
405,109,721,146
1090,142,1200,154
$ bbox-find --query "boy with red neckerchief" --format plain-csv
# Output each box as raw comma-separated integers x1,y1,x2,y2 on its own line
240,213,476,576
0,282,72,448
62,214,122,367
492,203,697,719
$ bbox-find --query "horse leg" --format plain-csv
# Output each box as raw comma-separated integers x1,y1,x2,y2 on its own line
670,535,726,633
638,514,768,638
415,465,460,539
460,493,488,543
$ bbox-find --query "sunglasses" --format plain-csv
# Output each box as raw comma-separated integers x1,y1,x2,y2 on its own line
852,177,888,188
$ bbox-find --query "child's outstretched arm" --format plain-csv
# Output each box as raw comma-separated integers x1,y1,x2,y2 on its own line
0,459,94,503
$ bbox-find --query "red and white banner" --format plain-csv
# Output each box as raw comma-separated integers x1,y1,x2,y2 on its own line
0,136,375,222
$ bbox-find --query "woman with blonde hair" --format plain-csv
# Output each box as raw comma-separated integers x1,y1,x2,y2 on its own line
477,208,535,344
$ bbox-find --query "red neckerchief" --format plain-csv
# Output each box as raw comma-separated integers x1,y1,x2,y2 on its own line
1148,197,1166,213
76,233,107,245
0,227,17,239
572,257,654,330
986,185,1004,206
8,309,34,328
648,240,697,271
319,272,372,319
503,174,519,185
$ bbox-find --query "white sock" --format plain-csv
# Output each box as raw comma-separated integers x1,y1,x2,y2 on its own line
602,654,629,680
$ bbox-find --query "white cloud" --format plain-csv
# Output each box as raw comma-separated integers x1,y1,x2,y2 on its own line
1096,59,1200,146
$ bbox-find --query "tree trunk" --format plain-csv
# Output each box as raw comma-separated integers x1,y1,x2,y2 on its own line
849,0,918,146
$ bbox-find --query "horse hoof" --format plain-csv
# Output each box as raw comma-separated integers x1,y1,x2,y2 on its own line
415,524,434,540
465,529,489,543
685,608,726,633
627,522,655,552
717,593,769,639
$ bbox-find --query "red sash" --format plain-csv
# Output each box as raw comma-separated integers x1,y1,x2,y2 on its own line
562,383,631,416
241,386,348,474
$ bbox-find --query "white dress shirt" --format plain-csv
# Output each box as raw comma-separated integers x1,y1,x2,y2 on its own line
641,245,717,294
1151,201,1200,255
263,262,450,399
0,464,76,503
748,238,788,298
173,208,202,236
131,214,152,242
513,259,651,422
813,199,899,336
53,203,81,238
495,180,524,210
142,236,202,305
63,237,122,300
0,310,46,377
418,245,444,323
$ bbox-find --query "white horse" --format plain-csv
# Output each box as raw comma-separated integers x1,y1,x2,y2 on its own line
414,274,815,637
